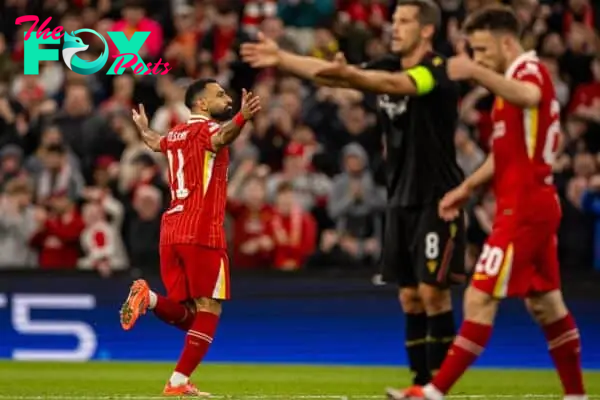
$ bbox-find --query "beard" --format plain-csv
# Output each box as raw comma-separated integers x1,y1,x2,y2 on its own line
210,106,234,122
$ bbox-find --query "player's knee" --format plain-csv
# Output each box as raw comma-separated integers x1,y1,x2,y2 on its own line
525,290,568,326
418,283,452,314
398,287,424,313
192,297,222,315
463,286,498,324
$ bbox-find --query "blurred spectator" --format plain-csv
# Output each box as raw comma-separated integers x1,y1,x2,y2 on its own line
242,0,278,36
455,124,485,177
0,178,37,268
33,143,84,203
0,144,26,191
24,125,81,176
79,201,128,276
271,182,317,271
150,76,190,133
100,75,135,116
228,174,275,269
108,0,164,61
266,142,331,212
29,191,85,270
321,143,386,268
127,185,161,270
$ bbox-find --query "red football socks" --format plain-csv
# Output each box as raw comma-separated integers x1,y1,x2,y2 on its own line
431,320,493,394
174,311,220,377
153,295,196,332
542,313,586,395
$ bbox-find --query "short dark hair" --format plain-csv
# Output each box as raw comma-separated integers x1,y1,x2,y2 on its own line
184,78,218,109
396,0,441,30
463,5,521,36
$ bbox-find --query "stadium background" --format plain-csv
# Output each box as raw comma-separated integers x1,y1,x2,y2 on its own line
0,0,599,372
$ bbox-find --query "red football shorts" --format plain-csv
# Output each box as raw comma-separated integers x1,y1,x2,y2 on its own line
159,244,231,302
470,221,560,299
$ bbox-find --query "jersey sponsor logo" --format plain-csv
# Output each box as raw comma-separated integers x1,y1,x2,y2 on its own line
378,94,409,118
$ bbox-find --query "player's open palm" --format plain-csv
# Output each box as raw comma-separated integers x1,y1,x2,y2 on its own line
240,89,261,120
132,103,149,132
240,32,280,68
438,184,471,221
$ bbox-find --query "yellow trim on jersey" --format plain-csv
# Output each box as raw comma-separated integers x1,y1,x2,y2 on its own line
203,151,211,195
217,258,227,299
525,108,539,159
493,244,514,298
406,66,435,96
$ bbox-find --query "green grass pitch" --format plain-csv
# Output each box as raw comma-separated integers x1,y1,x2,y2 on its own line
0,362,598,399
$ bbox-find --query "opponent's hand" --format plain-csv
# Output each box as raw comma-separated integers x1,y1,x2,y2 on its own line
240,32,280,68
315,52,351,82
447,54,477,81
132,103,149,132
240,89,261,120
438,184,471,221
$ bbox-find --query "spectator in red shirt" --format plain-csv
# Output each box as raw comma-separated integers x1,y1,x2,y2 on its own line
228,175,275,269
271,182,317,271
29,191,84,269
569,55,600,119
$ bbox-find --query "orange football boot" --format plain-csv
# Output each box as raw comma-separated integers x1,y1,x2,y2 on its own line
120,279,150,330
386,385,426,399
163,381,210,397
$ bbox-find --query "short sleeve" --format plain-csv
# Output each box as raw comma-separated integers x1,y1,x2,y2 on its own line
404,55,450,96
195,120,221,152
513,61,544,88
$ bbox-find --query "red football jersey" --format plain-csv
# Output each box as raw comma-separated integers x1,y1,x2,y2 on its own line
159,114,229,248
491,52,561,226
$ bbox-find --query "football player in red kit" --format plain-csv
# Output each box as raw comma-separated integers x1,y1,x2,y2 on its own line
119,79,261,397
388,6,587,400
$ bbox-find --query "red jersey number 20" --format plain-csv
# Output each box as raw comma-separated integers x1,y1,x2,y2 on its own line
167,149,190,200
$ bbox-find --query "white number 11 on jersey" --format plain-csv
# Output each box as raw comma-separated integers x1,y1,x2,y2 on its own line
167,149,189,199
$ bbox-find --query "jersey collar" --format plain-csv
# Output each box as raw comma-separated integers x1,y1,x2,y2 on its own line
188,114,210,123
505,51,538,78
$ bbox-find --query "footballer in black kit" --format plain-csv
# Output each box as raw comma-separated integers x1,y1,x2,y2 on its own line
240,0,466,389
363,53,466,289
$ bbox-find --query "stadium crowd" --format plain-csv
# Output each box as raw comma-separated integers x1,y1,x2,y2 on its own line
0,0,599,276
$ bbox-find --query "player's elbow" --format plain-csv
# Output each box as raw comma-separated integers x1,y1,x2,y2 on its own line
516,84,542,108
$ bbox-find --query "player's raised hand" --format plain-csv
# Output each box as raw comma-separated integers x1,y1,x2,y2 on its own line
438,184,471,221
131,103,149,132
240,32,280,68
240,89,261,120
447,54,477,81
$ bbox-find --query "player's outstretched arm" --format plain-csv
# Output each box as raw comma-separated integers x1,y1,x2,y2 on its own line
132,104,161,152
211,89,261,152
318,66,424,95
240,33,351,87
447,55,541,108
